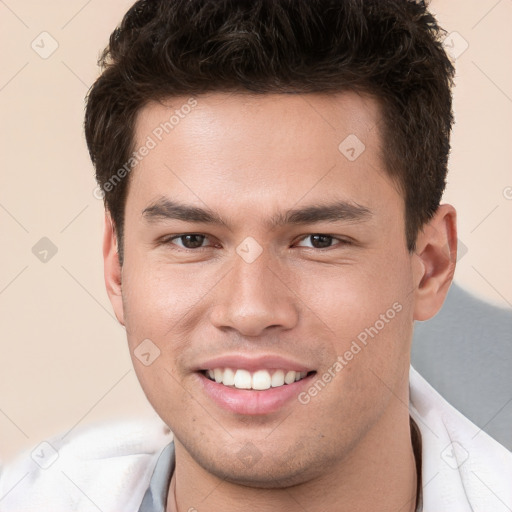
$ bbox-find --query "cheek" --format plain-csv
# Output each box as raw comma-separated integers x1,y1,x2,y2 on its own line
291,256,414,425
294,250,414,364
121,256,217,342
120,259,199,413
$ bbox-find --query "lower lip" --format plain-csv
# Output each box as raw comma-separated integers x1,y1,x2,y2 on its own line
197,372,314,415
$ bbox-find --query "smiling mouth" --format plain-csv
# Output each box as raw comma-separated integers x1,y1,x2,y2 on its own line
201,368,316,391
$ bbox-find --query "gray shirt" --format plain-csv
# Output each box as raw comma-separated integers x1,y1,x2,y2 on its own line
138,442,175,512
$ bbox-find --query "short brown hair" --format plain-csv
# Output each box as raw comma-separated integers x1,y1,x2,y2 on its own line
85,0,455,263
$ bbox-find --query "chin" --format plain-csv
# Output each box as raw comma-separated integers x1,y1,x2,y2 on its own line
213,463,316,489
184,438,333,489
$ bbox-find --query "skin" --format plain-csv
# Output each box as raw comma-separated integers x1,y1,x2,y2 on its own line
103,92,457,512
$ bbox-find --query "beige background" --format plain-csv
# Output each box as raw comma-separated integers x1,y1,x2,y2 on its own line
1,0,511,463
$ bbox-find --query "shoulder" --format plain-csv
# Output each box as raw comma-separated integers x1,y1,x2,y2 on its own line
409,366,512,511
0,417,173,512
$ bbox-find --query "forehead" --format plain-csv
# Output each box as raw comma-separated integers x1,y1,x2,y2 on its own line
127,91,400,226
134,91,382,153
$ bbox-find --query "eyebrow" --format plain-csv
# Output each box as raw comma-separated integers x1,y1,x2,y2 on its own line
272,201,372,226
142,198,373,228
142,199,229,227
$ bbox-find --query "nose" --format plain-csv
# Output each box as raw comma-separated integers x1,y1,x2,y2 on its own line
209,250,299,337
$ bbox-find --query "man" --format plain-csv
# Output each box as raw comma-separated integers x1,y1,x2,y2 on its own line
1,0,510,511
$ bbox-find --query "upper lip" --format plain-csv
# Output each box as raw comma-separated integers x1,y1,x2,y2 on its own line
195,354,315,373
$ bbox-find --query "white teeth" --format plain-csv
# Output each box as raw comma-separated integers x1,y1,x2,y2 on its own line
223,367,235,386
234,369,252,389
252,370,272,390
214,368,223,383
205,367,310,390
284,370,296,384
271,369,285,387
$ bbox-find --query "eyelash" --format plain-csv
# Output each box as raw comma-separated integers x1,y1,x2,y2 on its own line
161,233,351,251
164,234,219,250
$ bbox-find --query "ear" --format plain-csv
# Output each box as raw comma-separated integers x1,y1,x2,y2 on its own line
413,204,457,321
103,212,125,326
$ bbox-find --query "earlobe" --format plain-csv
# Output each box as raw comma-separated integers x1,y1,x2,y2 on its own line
103,212,125,326
413,204,457,321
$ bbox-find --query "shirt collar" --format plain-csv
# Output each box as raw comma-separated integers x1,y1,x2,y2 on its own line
138,442,175,512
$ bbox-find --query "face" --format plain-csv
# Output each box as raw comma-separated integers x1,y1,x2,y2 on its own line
105,92,444,487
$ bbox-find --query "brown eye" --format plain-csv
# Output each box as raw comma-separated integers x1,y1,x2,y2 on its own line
173,234,207,249
310,234,334,248
297,234,339,249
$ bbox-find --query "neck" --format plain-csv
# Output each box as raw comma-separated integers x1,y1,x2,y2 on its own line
169,404,418,512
